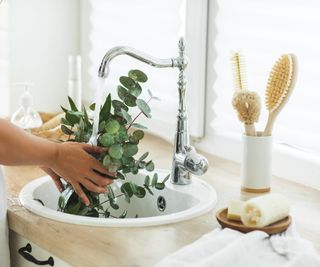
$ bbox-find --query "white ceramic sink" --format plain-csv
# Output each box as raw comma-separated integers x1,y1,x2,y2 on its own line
19,169,217,227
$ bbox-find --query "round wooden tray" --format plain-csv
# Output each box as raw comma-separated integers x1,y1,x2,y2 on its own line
216,208,291,235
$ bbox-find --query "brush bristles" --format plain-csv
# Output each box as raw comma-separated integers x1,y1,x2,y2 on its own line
232,91,261,124
231,52,247,91
265,54,294,112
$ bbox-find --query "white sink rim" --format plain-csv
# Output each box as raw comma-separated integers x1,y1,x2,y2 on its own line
19,170,217,227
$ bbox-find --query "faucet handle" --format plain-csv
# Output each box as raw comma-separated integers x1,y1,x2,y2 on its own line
184,146,209,176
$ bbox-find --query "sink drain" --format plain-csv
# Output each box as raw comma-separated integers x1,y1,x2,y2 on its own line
157,196,166,212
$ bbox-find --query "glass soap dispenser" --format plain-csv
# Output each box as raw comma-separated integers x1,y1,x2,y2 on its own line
11,83,43,130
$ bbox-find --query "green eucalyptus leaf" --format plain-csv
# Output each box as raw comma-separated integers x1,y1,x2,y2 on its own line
117,85,129,101
61,125,74,135
121,182,133,197
121,156,134,165
129,135,139,144
151,173,158,187
123,94,137,107
148,89,161,101
123,143,138,157
108,144,123,159
145,186,154,195
139,152,149,162
162,174,170,184
146,160,155,172
144,175,150,186
117,172,125,180
102,155,112,167
100,94,112,120
122,166,131,174
124,192,131,203
65,199,81,214
107,186,115,199
78,206,89,216
117,130,129,143
135,186,146,198
119,210,128,218
120,76,136,90
86,209,99,217
155,183,165,190
104,209,110,218
89,103,96,111
68,96,78,111
128,86,142,97
136,99,151,118
120,109,132,123
112,99,129,112
108,163,120,173
106,120,120,134
108,159,122,172
58,196,65,211
99,121,106,132
128,69,148,83
129,181,138,194
99,133,115,147
131,167,139,175
138,161,145,169
108,195,119,210
133,130,144,141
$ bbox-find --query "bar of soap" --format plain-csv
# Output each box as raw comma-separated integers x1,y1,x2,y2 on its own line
241,193,289,227
227,200,244,221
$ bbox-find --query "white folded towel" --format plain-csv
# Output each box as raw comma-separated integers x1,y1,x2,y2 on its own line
0,167,10,267
154,225,320,267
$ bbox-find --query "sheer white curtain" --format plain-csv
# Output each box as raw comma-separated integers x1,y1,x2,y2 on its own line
212,0,320,156
0,2,9,117
200,0,320,188
83,0,207,141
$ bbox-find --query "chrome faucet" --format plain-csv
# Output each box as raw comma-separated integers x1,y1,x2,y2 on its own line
98,38,208,185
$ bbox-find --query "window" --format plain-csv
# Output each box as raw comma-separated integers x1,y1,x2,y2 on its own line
196,0,320,189
81,0,208,141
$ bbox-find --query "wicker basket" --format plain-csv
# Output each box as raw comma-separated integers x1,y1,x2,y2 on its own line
31,112,69,142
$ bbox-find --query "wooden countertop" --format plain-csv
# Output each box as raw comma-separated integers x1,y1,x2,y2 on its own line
4,134,320,267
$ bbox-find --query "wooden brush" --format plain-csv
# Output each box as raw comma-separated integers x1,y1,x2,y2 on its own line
263,54,297,136
231,52,261,136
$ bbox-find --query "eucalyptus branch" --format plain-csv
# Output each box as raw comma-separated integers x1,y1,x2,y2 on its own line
89,193,125,209
127,97,152,130
58,69,165,218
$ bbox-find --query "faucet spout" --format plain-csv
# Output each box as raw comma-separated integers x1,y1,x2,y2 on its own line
98,46,178,78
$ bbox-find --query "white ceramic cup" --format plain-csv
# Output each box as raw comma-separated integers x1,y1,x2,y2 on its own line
240,132,273,194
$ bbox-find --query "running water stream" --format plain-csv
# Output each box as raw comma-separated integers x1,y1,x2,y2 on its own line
89,78,105,145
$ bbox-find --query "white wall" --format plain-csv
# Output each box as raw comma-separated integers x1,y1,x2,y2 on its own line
0,1,10,117
9,0,80,114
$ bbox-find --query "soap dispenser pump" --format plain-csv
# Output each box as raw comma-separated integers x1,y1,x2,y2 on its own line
11,83,43,130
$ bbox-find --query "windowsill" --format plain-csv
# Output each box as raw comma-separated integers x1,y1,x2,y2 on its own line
195,130,320,190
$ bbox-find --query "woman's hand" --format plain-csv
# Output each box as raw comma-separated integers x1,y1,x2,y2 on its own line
44,142,116,206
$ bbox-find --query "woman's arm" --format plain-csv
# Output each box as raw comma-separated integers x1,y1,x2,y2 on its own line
0,119,114,205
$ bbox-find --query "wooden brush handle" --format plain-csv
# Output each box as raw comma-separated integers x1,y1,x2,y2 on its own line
245,124,256,136
264,113,276,136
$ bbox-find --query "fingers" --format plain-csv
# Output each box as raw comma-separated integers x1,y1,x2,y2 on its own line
81,178,107,194
71,182,90,206
41,167,65,192
88,170,114,187
81,143,107,154
89,158,117,178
